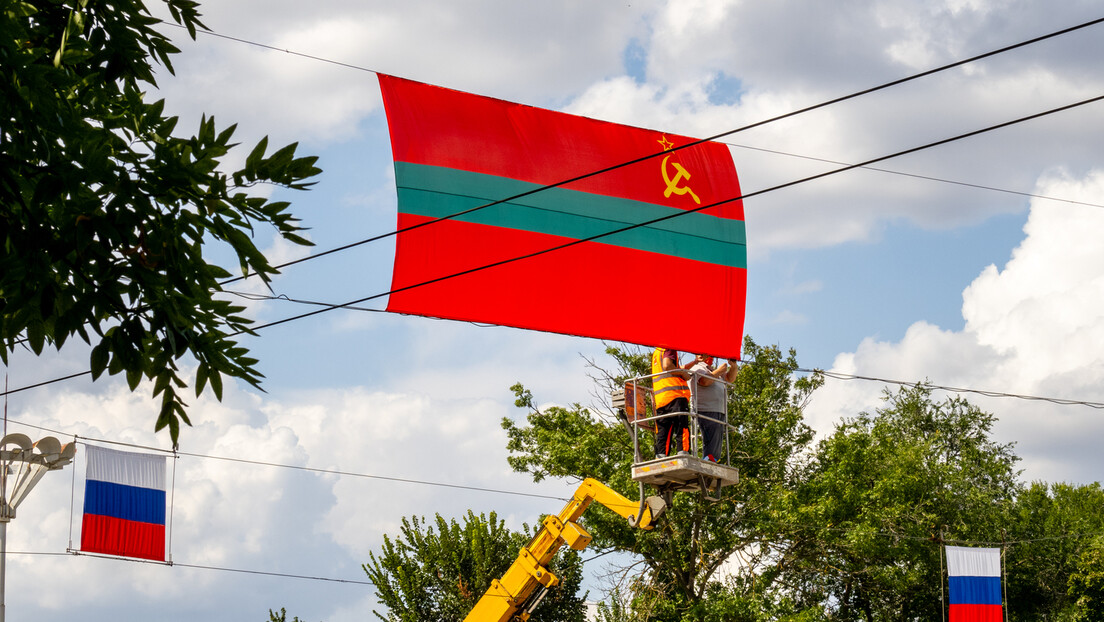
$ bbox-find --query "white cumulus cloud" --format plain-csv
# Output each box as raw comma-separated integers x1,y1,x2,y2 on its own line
807,169,1104,484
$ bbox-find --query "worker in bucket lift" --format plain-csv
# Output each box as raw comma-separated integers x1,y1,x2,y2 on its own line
690,354,739,462
651,347,693,457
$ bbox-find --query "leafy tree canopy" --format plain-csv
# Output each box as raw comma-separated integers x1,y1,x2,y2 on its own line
0,0,320,445
1068,535,1104,622
363,510,586,622
268,608,308,622
776,386,1021,620
1006,482,1104,621
356,342,1104,622
502,343,1104,622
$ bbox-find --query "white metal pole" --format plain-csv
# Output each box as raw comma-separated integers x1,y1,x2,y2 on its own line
1,519,7,622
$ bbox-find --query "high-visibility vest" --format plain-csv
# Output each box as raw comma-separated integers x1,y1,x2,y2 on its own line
651,348,690,409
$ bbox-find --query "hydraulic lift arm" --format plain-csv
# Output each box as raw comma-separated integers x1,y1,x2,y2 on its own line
463,478,666,622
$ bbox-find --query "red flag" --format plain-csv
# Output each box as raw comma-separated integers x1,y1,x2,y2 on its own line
379,75,746,358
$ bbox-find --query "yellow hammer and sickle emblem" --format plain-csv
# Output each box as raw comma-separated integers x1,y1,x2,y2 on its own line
661,154,701,204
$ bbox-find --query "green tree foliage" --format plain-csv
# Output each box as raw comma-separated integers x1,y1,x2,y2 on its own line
504,342,1104,622
1005,482,1104,620
360,338,1104,621
268,608,307,622
777,386,1021,620
363,510,586,622
1068,535,1104,621
503,337,822,621
0,0,321,445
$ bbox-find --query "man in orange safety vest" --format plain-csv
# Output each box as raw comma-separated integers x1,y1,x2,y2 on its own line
650,347,693,457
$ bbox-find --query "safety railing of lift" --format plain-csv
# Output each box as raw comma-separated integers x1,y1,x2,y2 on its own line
613,370,739,470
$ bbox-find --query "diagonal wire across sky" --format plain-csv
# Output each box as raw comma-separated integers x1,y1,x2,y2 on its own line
5,17,1104,412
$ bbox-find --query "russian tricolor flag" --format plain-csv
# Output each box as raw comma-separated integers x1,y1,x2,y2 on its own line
80,445,167,561
946,545,1003,622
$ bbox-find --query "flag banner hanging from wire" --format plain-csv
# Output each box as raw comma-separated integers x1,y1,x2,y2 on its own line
378,75,746,358
80,444,167,562
946,545,1003,622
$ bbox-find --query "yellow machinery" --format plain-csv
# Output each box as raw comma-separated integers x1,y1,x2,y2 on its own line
462,478,666,622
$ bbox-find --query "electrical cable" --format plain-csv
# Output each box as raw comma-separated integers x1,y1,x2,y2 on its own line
26,404,1067,572
9,550,375,586
582,547,623,564
7,79,1102,408
228,90,1104,341
198,15,1104,287
12,11,1104,565
721,141,1104,210
6,17,1101,318
6,20,1104,415
171,24,380,76
215,95,1104,413
6,427,1100,588
221,135,1104,296
11,521,1101,591
177,448,570,501
0,369,93,395
214,290,1104,411
8,16,1099,366
806,368,1104,409
737,522,1104,548
170,560,374,585
4,417,572,501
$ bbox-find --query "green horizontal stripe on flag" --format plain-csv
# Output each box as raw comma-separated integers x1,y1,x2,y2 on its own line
395,162,746,269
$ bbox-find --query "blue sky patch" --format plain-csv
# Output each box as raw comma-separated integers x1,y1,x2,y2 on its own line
622,38,648,84
707,71,745,106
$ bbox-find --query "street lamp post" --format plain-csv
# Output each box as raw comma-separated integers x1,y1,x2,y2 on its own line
0,433,76,622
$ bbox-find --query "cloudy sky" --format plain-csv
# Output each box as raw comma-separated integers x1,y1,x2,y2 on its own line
5,1,1104,620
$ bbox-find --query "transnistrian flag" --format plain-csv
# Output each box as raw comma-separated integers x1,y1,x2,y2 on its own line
80,445,167,561
378,75,747,358
946,545,1003,622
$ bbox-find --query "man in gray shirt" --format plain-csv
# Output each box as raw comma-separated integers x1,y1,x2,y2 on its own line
689,355,739,461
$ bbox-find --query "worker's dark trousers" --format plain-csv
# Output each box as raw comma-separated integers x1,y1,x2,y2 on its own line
654,397,689,458
699,411,725,460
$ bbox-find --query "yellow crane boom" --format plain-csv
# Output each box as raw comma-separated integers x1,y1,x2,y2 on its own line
463,478,665,622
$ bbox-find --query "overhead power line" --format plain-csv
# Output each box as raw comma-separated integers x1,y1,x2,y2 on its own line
6,17,1104,406
722,141,1104,210
170,559,374,585
213,291,1104,413
200,14,1104,285
3,417,572,502
10,550,375,586
216,289,1104,411
12,14,1104,316
806,368,1104,410
237,92,1104,331
178,447,569,501
12,525,1102,596
5,92,1104,409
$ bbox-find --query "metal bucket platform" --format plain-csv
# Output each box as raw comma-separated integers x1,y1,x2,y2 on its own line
632,453,739,494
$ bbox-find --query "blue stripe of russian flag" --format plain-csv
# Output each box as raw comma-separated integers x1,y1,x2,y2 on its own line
83,479,166,525
948,576,1002,605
